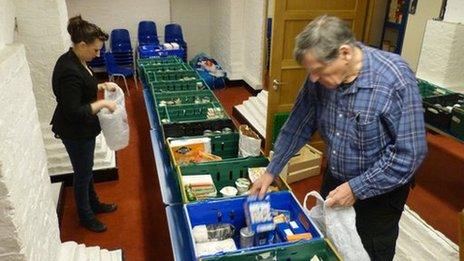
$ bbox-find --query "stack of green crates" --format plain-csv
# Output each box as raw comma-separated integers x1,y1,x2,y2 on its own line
138,56,183,84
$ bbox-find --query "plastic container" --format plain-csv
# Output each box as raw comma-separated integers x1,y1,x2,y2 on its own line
161,118,236,138
147,68,198,83
184,191,334,260
154,89,218,108
177,156,290,203
149,78,208,93
423,93,464,131
138,56,182,67
157,102,228,124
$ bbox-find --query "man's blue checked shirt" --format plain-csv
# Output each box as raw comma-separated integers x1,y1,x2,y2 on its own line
267,44,428,200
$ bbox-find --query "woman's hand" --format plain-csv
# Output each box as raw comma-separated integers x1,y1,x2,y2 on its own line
98,82,118,92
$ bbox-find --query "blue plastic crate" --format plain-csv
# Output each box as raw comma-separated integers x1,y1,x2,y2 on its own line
184,191,323,260
138,44,185,59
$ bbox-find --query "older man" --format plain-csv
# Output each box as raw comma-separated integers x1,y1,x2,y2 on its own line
251,15,427,260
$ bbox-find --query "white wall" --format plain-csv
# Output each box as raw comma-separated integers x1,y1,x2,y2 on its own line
14,0,69,130
242,0,266,90
401,0,442,71
66,0,171,50
170,0,211,60
0,44,61,261
444,0,464,23
416,20,464,91
0,0,15,49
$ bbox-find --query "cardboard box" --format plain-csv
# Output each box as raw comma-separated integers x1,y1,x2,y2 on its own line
272,145,322,184
284,165,321,184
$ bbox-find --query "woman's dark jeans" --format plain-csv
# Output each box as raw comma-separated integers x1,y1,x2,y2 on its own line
62,137,100,221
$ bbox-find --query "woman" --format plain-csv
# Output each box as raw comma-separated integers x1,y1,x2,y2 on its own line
51,15,118,232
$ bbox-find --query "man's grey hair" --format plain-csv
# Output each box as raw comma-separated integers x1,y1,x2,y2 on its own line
294,15,357,65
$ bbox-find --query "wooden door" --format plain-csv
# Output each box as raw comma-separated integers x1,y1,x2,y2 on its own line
265,0,369,154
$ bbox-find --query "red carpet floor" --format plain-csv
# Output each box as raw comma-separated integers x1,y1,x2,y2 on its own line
59,80,463,260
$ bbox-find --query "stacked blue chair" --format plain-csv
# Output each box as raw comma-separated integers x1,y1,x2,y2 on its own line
88,43,107,71
138,21,159,46
110,29,134,68
164,23,187,61
104,52,138,96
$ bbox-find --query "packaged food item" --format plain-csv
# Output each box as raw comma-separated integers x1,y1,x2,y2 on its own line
235,178,251,194
244,195,275,233
192,223,235,243
169,137,211,164
248,167,267,183
195,238,237,257
238,125,261,157
220,186,238,197
239,226,255,248
183,175,217,201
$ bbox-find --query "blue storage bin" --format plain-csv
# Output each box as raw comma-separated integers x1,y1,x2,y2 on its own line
138,44,185,59
184,191,323,260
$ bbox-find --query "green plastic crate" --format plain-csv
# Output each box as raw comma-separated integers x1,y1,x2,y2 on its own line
417,79,453,98
153,89,218,108
177,156,290,203
157,102,228,124
166,132,239,166
149,78,208,93
272,112,290,145
147,69,199,82
200,238,341,261
137,56,182,67
142,63,192,79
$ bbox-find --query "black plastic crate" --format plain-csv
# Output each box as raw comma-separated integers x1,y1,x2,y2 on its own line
423,93,464,131
162,119,236,138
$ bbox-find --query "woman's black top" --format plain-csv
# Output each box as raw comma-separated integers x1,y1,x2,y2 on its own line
51,48,101,139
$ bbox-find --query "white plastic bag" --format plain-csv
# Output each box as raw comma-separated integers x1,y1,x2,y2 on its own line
97,86,129,151
238,125,261,157
304,191,370,261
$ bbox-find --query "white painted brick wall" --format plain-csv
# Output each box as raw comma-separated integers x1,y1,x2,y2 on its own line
66,0,171,51
444,0,464,24
14,0,70,125
171,0,211,60
0,44,60,261
210,0,233,78
242,0,265,90
416,20,464,90
0,0,15,50
15,0,116,175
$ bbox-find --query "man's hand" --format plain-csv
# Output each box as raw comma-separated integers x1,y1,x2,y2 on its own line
249,171,275,199
325,182,356,207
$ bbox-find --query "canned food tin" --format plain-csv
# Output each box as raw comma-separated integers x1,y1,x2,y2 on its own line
240,226,255,248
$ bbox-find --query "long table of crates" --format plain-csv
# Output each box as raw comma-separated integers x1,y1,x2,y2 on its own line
139,57,341,261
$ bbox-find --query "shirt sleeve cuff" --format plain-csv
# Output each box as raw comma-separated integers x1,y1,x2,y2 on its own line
266,159,285,177
348,176,369,200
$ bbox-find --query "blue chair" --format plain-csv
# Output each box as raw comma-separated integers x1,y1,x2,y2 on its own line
138,21,159,46
111,29,132,53
164,23,187,61
104,52,138,96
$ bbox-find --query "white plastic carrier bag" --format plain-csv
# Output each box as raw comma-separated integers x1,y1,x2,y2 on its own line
303,191,370,261
97,85,129,151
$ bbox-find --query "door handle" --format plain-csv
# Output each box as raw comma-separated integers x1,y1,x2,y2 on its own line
272,79,285,90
